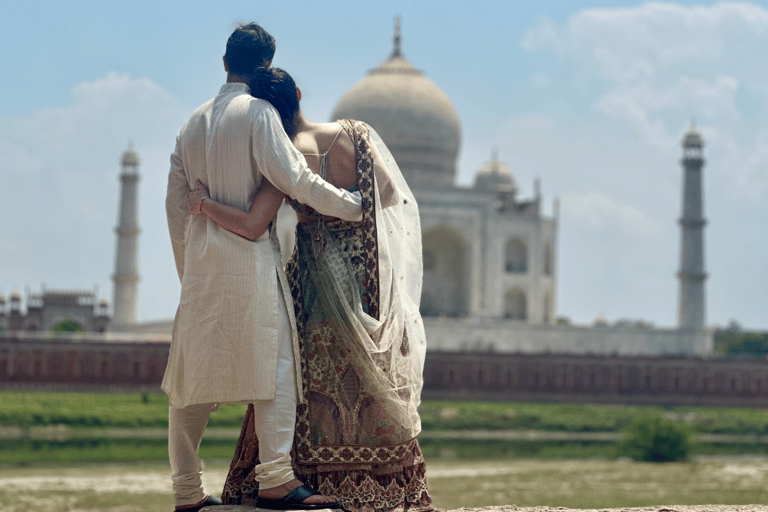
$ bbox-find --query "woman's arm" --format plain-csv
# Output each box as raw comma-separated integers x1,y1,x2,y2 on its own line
188,179,286,241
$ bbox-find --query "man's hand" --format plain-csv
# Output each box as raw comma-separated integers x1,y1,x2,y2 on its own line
187,179,209,214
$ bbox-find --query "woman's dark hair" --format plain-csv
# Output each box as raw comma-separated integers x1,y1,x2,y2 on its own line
225,22,276,76
250,67,300,136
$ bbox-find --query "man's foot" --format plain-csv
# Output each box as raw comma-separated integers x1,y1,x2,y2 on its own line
174,495,222,512
257,479,339,509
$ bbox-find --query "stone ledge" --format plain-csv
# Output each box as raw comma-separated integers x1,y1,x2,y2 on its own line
202,506,768,512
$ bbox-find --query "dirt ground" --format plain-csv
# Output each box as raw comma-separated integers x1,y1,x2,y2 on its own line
202,506,768,512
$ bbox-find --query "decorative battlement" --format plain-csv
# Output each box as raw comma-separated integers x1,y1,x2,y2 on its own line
0,286,109,332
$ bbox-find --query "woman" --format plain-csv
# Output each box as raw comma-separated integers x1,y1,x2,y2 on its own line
188,67,432,512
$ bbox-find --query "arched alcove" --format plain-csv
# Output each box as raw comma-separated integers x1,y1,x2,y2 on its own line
504,288,527,320
543,293,552,324
505,238,527,273
421,226,470,317
420,292,436,317
544,243,553,275
423,250,437,272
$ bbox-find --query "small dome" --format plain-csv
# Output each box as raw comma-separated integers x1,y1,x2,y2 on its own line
682,125,704,148
99,297,110,306
474,151,517,192
10,291,21,301
593,313,609,327
121,145,140,166
331,19,461,189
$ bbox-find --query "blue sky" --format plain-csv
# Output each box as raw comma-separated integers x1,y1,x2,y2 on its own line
1,1,766,329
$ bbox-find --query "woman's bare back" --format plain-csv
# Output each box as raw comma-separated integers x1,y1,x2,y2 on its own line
291,121,358,223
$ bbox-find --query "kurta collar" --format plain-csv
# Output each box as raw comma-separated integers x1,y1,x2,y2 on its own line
219,82,250,95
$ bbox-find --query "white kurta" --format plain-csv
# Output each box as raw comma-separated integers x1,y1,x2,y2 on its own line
163,83,362,408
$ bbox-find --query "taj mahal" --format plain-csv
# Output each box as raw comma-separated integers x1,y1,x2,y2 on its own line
0,21,713,357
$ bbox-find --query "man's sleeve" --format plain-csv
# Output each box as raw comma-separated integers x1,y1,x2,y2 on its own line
166,136,190,281
252,107,362,222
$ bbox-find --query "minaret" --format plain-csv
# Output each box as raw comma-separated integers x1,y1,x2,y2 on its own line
112,144,141,326
677,124,707,330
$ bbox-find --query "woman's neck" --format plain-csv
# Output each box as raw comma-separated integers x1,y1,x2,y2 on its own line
291,112,314,136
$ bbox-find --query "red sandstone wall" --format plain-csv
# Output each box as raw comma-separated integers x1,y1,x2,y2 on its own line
422,351,768,407
0,335,169,391
1,336,767,408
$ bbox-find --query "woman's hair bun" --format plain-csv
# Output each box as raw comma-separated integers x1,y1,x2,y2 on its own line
248,66,300,136
250,66,274,92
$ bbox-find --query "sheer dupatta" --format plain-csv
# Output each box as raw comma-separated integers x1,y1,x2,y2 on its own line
290,120,426,461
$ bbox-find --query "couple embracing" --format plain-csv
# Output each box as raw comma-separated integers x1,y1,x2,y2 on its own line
163,22,432,512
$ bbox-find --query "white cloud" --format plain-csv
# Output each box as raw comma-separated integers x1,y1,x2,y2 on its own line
561,191,660,236
530,72,552,88
523,2,768,85
523,3,768,143
521,2,768,198
0,73,188,322
595,75,740,144
516,2,768,328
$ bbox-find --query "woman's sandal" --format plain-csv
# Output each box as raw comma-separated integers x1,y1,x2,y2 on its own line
255,484,341,510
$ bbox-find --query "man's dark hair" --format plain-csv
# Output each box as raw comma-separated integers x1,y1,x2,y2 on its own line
224,22,276,75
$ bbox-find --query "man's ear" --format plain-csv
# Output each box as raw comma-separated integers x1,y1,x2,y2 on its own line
223,55,228,73
296,87,302,102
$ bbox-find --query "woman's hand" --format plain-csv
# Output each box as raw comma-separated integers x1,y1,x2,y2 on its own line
188,179,209,214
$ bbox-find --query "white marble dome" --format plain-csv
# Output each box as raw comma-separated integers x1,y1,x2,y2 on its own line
474,152,517,192
331,29,461,189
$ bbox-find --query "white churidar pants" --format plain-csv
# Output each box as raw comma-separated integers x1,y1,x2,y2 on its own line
168,285,298,507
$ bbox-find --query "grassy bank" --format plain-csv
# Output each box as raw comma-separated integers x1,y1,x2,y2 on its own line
419,399,768,435
4,435,767,466
0,390,247,429
3,391,767,435
1,391,768,464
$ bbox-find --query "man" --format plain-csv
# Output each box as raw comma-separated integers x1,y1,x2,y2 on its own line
163,22,360,512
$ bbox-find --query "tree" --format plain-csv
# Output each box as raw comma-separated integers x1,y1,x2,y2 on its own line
51,319,84,333
714,328,768,358
617,417,691,462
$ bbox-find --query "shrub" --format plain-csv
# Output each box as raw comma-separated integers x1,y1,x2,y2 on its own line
617,416,691,462
51,319,84,333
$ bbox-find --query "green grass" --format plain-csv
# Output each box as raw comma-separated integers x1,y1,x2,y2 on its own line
0,390,246,429
419,399,768,435
0,437,238,465
1,391,768,465
2,391,768,435
3,436,767,466
419,438,768,461
419,438,617,460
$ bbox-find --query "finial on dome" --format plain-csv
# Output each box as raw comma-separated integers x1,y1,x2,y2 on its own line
491,147,498,162
121,141,140,167
682,120,704,149
392,16,402,57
